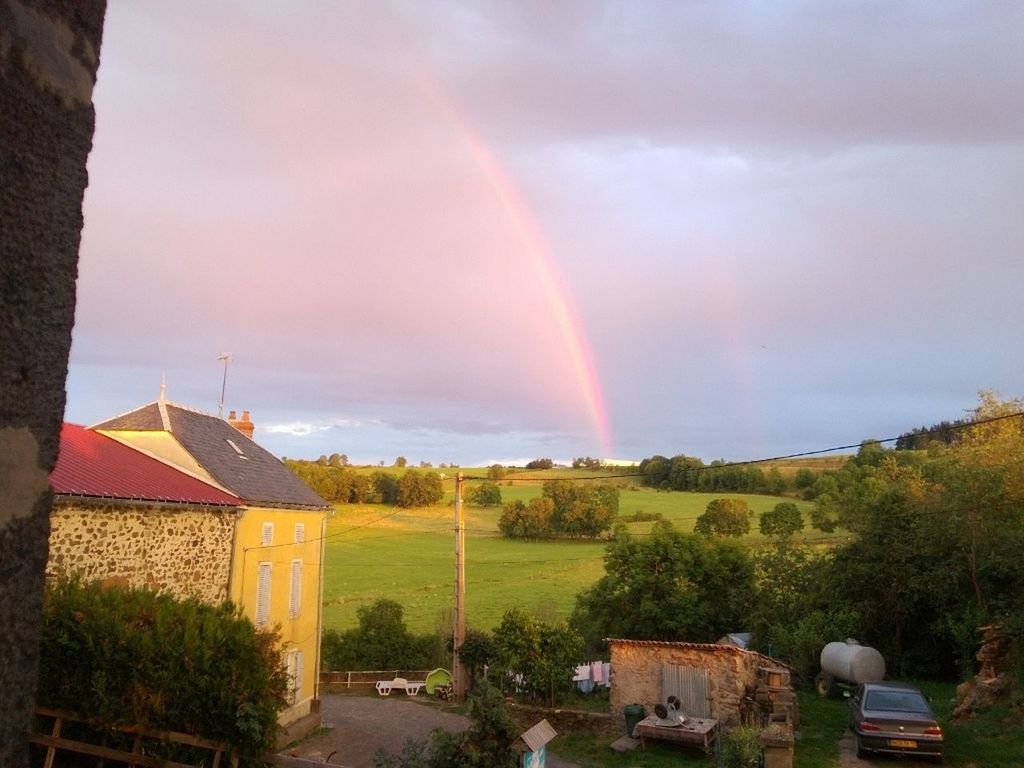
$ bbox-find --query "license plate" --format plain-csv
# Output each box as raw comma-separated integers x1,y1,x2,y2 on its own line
888,739,918,749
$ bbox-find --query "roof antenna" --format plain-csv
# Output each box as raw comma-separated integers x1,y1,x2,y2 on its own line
217,353,232,418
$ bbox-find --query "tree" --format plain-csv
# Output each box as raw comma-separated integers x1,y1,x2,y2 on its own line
492,609,582,706
572,522,755,651
469,482,502,507
396,470,444,508
694,498,752,537
371,471,398,504
759,502,804,538
498,498,553,539
394,456,408,468
487,464,506,481
525,458,554,470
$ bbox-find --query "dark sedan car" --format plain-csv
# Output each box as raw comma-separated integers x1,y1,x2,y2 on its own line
849,681,944,761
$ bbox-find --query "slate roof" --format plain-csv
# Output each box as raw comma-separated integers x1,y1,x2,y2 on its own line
52,423,241,506
93,402,330,510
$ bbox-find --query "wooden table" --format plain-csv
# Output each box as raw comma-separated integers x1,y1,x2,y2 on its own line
634,715,718,755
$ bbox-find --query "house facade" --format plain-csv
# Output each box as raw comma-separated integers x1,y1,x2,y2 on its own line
49,423,241,602
50,399,331,735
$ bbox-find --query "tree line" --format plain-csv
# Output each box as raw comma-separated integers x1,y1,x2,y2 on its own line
637,454,791,495
285,461,444,508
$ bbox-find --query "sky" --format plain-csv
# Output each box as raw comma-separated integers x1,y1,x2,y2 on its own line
66,1,1024,466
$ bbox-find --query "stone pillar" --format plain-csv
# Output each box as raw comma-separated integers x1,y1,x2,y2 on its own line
0,1,107,765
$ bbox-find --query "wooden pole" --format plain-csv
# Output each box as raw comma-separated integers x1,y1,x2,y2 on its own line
453,473,467,701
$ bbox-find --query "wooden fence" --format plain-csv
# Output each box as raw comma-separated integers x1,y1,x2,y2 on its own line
31,707,237,768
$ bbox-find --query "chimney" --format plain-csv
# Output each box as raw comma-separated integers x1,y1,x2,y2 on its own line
228,409,255,439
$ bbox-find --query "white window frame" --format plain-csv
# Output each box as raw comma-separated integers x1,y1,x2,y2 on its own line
261,522,274,546
294,523,305,543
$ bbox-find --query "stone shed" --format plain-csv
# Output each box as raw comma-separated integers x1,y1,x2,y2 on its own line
609,638,783,726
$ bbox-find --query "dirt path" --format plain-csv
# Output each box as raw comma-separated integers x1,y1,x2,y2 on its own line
282,694,581,768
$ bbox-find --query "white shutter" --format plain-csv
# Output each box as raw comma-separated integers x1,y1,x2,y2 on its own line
289,559,302,618
261,522,274,546
294,650,304,703
256,562,271,626
294,523,305,543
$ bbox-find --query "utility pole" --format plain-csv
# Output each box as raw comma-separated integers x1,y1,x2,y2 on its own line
453,472,466,701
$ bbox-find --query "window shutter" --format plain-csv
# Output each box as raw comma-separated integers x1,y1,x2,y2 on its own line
261,522,274,546
294,650,304,703
294,523,305,543
256,562,271,626
289,559,302,618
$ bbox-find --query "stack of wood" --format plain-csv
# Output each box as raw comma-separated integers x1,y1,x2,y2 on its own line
953,624,1016,719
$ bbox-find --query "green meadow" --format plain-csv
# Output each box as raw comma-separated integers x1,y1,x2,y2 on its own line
320,474,837,634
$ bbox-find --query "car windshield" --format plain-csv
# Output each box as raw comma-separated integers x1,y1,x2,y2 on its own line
864,690,930,713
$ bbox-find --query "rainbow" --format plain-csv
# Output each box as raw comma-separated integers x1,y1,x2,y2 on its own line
415,74,614,457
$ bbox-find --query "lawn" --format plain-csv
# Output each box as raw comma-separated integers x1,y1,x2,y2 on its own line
320,484,828,634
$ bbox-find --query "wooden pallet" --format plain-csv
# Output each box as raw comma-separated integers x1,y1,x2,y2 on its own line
31,707,238,768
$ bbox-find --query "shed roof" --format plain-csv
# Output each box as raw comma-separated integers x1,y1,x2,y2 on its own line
52,423,240,507
93,401,329,510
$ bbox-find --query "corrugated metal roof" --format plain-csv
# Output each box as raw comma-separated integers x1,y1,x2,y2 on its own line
51,423,241,506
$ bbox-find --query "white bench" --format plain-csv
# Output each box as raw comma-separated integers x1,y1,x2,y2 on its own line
375,677,425,696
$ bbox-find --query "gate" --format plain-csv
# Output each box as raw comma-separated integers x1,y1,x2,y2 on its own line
661,664,711,718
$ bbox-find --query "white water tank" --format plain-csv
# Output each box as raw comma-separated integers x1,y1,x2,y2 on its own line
820,639,885,684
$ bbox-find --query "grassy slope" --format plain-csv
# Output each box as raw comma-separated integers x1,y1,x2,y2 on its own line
321,480,830,634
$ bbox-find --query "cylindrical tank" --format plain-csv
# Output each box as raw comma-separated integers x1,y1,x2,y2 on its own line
820,639,885,684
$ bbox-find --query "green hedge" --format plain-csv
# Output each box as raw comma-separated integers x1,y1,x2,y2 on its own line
38,580,288,762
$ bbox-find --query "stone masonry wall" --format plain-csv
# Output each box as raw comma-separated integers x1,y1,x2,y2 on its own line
1,2,107,764
48,503,236,603
610,643,761,726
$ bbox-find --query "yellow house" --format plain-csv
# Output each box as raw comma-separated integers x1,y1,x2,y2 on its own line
83,397,331,739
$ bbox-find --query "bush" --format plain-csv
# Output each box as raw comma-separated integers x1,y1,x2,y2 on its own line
720,725,761,768
38,579,287,762
321,599,444,671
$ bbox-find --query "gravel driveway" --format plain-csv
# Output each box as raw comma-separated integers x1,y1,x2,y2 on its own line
280,694,580,768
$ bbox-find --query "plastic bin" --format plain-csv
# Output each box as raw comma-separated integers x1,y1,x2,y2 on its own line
624,703,646,737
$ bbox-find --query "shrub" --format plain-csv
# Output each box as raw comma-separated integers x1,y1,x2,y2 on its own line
38,579,287,762
720,725,761,768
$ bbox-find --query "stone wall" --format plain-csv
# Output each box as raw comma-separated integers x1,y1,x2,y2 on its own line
0,1,107,764
48,503,236,602
610,641,762,726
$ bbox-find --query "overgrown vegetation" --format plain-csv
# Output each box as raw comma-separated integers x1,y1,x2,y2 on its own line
38,580,287,764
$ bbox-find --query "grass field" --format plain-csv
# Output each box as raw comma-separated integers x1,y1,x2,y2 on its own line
320,479,839,634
